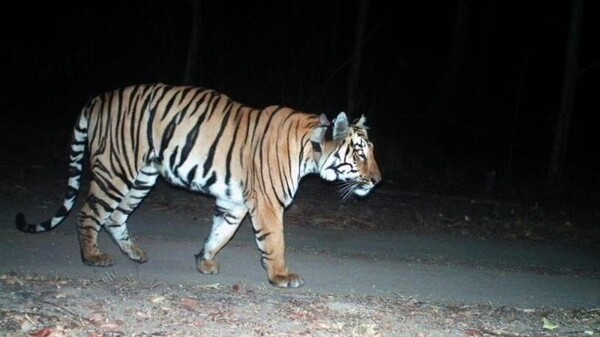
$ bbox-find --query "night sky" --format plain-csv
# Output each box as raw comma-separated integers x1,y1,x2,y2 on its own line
1,0,598,194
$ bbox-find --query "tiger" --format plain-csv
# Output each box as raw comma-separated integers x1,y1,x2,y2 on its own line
16,83,381,288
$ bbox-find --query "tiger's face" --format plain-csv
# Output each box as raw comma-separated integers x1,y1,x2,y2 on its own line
318,112,381,198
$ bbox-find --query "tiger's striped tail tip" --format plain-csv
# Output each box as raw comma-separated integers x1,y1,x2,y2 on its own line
16,212,37,233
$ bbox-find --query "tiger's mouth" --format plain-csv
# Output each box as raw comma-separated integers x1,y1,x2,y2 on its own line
338,179,375,200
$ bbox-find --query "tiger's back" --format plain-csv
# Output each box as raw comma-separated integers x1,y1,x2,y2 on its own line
86,84,320,203
17,83,380,288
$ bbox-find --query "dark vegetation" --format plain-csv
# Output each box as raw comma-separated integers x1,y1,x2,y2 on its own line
1,0,599,230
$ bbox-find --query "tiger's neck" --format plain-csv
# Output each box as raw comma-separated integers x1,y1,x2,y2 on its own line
313,140,341,182
299,141,323,178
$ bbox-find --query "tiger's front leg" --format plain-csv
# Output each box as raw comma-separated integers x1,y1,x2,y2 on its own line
196,200,248,275
250,203,304,288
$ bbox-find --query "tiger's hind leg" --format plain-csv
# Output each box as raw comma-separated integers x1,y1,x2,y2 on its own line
77,165,157,267
77,183,128,267
196,199,248,274
104,166,159,263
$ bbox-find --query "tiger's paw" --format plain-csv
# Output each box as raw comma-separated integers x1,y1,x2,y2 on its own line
198,259,220,274
82,253,115,267
128,246,149,264
269,273,304,288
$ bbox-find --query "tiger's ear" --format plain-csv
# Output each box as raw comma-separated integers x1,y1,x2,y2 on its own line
355,115,367,128
333,111,350,142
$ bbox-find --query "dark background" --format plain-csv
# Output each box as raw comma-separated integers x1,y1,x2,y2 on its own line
1,0,598,200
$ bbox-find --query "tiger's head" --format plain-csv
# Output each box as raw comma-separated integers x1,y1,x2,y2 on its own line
314,112,381,198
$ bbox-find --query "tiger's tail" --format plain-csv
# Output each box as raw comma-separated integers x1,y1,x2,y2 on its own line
16,108,89,233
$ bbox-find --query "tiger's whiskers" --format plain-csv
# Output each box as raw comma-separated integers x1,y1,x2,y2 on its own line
337,181,359,200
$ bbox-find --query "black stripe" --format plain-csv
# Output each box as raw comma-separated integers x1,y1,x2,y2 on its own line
65,186,78,199
254,109,281,199
202,102,234,178
109,145,131,188
178,118,201,167
68,167,80,177
214,206,226,217
187,164,198,185
255,232,271,242
169,146,179,171
91,171,124,203
237,109,253,165
158,117,178,162
160,90,179,122
179,87,193,104
205,92,221,120
145,85,160,153
224,106,244,194
204,171,217,189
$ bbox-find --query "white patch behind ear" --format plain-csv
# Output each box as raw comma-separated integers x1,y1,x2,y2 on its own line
319,113,331,127
333,111,349,142
311,114,329,145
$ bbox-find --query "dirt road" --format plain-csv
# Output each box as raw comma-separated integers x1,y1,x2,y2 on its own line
1,172,599,336
2,196,599,308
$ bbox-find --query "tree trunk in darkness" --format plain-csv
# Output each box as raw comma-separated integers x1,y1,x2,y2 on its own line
547,0,584,189
428,0,469,118
184,0,202,85
347,0,369,116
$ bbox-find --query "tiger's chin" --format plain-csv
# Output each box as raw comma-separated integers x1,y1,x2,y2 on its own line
353,185,374,197
337,179,376,200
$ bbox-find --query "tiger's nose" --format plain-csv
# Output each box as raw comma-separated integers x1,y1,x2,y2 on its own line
371,175,381,185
